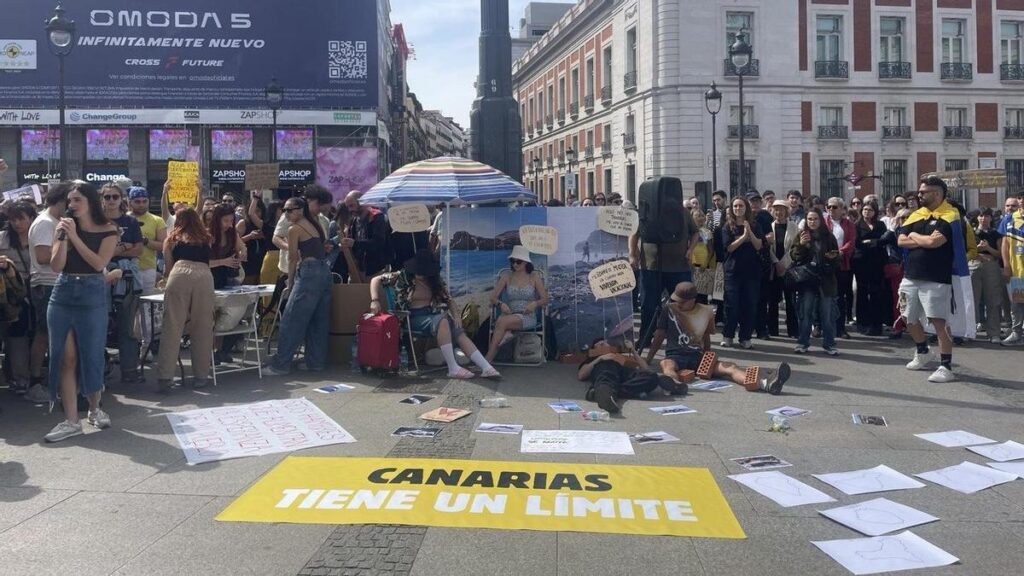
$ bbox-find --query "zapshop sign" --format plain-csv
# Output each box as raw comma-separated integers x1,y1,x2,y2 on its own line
0,0,377,108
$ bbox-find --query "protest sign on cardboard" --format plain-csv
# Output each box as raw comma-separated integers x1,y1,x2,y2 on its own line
519,225,558,255
167,161,200,205
588,260,637,299
388,204,432,233
245,163,280,191
597,206,639,237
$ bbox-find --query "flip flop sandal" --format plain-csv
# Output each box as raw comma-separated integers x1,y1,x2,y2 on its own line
448,367,475,380
481,368,502,379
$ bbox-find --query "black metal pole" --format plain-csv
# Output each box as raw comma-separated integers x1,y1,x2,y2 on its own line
271,109,277,162
710,110,718,193
737,72,745,197
58,54,66,178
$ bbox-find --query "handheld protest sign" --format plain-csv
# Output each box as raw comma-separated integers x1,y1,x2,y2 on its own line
167,161,200,206
588,260,637,299
519,225,558,255
388,204,432,233
245,163,280,191
597,206,639,237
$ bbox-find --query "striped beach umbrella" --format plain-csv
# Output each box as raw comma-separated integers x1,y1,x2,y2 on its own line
361,156,536,206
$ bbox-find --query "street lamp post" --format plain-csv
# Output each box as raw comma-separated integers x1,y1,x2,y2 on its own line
729,31,753,197
532,157,542,197
704,82,722,194
565,147,577,203
45,4,75,179
265,77,284,162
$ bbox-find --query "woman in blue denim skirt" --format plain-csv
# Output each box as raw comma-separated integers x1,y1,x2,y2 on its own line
265,198,332,375
45,182,119,442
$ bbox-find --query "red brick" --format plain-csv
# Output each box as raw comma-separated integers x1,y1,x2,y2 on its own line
799,0,808,71
976,103,999,131
937,0,971,7
854,152,875,196
915,102,938,132
852,102,877,131
916,0,934,73
978,0,994,74
802,102,813,132
999,0,1024,10
854,0,872,72
875,0,911,6
917,152,937,178
802,153,812,194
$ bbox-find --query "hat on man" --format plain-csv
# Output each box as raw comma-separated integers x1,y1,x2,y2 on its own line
403,249,441,277
128,186,149,200
509,245,533,264
111,177,133,193
746,191,762,201
772,200,790,210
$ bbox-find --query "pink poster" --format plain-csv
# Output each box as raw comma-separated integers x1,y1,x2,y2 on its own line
316,147,379,202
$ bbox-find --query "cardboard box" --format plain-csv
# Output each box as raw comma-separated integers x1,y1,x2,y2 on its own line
329,334,355,366
331,283,371,334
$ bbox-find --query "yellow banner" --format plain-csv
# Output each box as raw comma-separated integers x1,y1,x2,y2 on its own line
217,457,745,539
167,160,200,206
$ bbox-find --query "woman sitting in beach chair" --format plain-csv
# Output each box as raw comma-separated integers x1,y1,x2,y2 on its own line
485,245,550,363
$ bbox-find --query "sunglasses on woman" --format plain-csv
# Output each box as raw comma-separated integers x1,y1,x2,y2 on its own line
895,201,907,207
510,259,524,265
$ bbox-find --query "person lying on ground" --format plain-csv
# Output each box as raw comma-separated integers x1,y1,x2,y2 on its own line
646,282,790,395
577,338,680,414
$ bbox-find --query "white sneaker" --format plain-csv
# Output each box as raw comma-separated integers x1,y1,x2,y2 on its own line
740,340,753,350
720,338,734,348
87,409,111,429
793,345,808,354
1001,332,1022,347
928,366,956,383
989,337,1003,345
24,383,50,404
44,420,83,443
906,352,932,371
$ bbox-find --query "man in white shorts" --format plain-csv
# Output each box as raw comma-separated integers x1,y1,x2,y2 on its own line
897,176,959,383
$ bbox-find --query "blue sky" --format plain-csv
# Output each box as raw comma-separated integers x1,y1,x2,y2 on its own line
391,0,533,129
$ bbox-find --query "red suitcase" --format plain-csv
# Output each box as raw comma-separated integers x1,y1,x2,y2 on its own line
357,313,400,372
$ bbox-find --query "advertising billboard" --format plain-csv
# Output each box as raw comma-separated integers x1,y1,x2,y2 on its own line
20,129,60,161
149,129,191,160
86,129,130,160
0,0,378,109
211,130,253,161
276,129,314,161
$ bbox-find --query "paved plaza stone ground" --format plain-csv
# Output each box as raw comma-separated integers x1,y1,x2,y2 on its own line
0,335,1022,576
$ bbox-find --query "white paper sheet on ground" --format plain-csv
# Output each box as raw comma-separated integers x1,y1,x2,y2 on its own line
812,530,958,575
521,429,634,455
728,471,836,507
476,423,524,435
987,461,1024,478
766,406,811,417
819,498,940,537
914,430,996,448
166,398,356,465
967,440,1024,462
915,461,1019,494
813,465,926,496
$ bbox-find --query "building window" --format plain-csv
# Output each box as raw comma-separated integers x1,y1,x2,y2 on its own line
726,12,754,51
819,159,845,199
945,159,969,172
603,124,612,145
571,68,579,104
627,28,637,74
946,107,968,127
942,19,966,64
881,159,907,204
558,77,566,111
529,98,535,125
880,17,905,62
816,16,843,62
626,163,637,202
572,135,579,154
602,46,612,89
547,86,554,116
604,168,613,197
586,58,595,97
626,114,635,136
587,171,596,197
1007,159,1024,197
884,107,907,127
820,106,843,127
730,105,754,125
729,160,757,196
1007,108,1024,127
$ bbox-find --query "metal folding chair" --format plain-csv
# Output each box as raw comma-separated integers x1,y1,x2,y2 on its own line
488,270,547,367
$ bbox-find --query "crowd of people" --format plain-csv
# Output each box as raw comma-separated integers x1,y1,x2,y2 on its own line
1,153,1021,441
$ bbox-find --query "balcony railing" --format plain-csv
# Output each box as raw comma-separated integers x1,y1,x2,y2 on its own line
569,102,579,119
1005,126,1024,139
557,109,565,124
584,145,594,160
944,125,974,139
940,62,973,81
546,156,554,168
623,133,636,150
545,114,553,129
1001,63,1024,81
878,61,911,79
601,141,611,155
815,60,849,79
624,70,637,91
882,125,912,140
818,125,849,139
727,125,759,139
723,58,760,77
601,85,612,104
584,94,595,111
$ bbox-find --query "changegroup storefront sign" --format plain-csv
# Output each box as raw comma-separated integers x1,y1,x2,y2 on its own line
0,0,378,109
218,457,746,539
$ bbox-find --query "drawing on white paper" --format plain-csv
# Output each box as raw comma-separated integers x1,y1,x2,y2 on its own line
728,471,835,507
812,530,959,575
967,440,1024,462
914,430,996,448
987,461,1024,478
915,461,1019,494
819,498,940,537
813,465,925,496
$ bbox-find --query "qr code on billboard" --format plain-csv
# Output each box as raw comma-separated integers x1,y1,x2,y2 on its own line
328,40,368,79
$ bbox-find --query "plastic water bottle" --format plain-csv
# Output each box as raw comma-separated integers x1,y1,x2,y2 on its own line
582,410,610,422
349,335,360,372
478,397,510,408
399,348,409,374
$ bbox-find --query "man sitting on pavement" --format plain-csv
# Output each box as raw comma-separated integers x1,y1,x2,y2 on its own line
646,282,790,395
577,339,680,414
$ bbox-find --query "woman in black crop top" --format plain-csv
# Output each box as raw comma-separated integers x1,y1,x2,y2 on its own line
43,182,119,443
157,207,217,392
266,197,332,375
